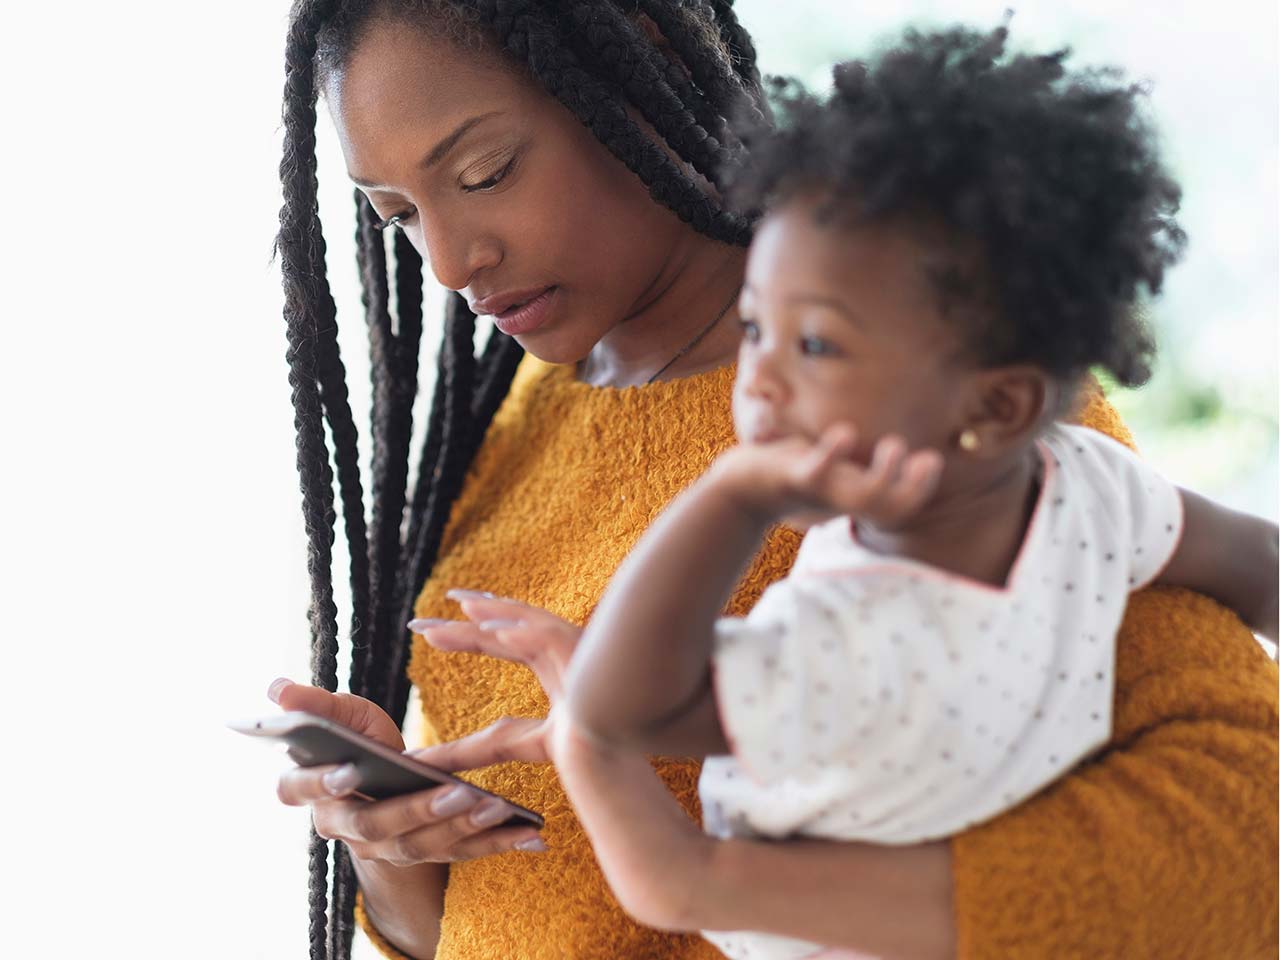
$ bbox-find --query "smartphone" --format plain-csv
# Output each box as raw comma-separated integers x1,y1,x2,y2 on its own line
231,711,543,829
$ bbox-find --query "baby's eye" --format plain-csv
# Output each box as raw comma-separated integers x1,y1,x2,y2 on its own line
800,335,839,357
738,317,761,343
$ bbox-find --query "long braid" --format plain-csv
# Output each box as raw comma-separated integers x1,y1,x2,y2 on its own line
327,842,357,960
350,194,389,697
317,316,372,690
557,1,739,188
636,0,766,130
384,294,480,723
354,195,426,702
281,3,770,957
278,2,344,956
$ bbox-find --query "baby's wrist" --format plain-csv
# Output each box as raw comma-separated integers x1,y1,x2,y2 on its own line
706,451,786,521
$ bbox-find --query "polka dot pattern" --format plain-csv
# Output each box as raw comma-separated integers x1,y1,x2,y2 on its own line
701,424,1184,960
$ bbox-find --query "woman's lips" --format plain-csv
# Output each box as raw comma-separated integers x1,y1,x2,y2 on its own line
493,287,558,336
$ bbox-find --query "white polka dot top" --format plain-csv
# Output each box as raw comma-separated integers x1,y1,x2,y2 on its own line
699,424,1184,960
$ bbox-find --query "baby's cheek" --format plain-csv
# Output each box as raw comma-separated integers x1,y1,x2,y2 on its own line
730,389,753,442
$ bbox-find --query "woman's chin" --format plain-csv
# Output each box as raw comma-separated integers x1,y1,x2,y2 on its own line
510,330,597,368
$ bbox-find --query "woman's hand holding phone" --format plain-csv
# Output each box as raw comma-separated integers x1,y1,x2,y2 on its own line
269,680,547,865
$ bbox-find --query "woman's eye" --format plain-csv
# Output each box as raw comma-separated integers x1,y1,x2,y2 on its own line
800,335,838,357
462,156,516,193
738,317,761,343
373,211,415,231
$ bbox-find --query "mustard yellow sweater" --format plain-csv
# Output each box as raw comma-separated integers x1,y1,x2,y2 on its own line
358,357,1277,959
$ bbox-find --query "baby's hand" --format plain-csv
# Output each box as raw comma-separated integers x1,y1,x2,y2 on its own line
719,424,944,529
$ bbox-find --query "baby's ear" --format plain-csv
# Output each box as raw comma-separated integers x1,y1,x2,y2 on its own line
955,365,1053,457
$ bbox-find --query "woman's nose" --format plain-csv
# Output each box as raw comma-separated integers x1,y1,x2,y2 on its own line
416,213,503,292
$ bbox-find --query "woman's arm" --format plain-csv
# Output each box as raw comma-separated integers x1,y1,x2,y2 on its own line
951,588,1277,958
446,583,1274,958
557,589,1277,959
1159,487,1278,640
352,862,447,960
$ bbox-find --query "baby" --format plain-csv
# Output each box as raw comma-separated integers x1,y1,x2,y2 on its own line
547,25,1278,960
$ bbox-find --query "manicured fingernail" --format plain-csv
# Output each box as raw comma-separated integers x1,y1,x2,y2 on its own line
478,619,524,632
407,618,452,633
514,836,547,852
267,678,292,703
447,589,497,601
323,765,359,795
430,785,478,817
470,798,512,827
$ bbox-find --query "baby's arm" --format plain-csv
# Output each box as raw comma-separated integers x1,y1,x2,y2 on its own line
550,716,954,958
565,427,941,756
1158,488,1278,641
564,453,779,757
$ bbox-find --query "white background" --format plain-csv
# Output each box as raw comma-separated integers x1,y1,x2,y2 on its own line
2,2,1274,957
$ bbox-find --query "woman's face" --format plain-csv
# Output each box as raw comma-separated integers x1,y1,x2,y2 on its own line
327,18,696,363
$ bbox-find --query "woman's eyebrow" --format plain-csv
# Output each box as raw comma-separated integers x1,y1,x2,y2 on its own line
421,111,504,169
351,111,504,189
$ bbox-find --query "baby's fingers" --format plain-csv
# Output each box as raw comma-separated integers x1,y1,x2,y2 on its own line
857,435,909,506
799,424,860,481
874,449,944,524
852,437,942,523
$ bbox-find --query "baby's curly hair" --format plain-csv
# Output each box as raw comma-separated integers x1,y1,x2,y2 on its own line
734,25,1187,387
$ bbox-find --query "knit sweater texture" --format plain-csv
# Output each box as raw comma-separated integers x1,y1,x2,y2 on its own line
357,357,1277,959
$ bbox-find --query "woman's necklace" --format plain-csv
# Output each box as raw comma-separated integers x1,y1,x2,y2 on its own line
645,286,742,385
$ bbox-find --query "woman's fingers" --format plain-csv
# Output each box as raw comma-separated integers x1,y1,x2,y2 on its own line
268,679,406,749
310,784,545,864
361,820,544,866
321,782,475,843
444,824,547,860
409,717,549,771
447,591,579,634
277,764,358,806
412,596,580,700
484,624,576,699
412,620,521,660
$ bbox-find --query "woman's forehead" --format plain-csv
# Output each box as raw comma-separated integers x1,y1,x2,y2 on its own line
329,19,523,130
327,20,531,173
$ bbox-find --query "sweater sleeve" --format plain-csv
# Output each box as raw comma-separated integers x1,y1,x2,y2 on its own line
953,385,1278,958
355,891,414,960
952,587,1277,958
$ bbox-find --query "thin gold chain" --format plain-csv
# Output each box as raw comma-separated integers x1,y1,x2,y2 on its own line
646,286,742,385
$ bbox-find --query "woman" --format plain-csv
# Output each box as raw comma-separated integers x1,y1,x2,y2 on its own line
271,1,1278,958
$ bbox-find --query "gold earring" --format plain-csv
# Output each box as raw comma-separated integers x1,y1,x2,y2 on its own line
958,429,981,452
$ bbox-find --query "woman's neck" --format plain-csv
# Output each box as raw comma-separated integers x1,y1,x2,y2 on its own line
577,240,747,388
856,445,1044,588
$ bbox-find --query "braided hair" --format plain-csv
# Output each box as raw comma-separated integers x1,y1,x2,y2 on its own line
275,2,767,956
732,25,1185,389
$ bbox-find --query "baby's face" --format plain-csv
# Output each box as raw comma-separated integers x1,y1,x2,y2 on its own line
733,197,976,463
